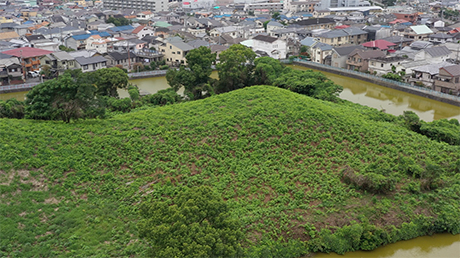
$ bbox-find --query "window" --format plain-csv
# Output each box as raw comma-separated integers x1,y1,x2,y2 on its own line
381,64,384,67
456,77,459,83
169,46,172,49
177,51,181,54
172,52,175,54
83,65,88,70
338,37,341,42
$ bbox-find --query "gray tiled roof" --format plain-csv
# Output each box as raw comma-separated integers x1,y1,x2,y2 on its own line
75,56,108,66
441,64,460,77
333,45,365,56
425,46,451,57
412,61,454,75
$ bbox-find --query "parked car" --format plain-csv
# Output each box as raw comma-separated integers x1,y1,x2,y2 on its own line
28,71,39,78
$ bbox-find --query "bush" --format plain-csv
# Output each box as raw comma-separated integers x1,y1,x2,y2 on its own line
0,98,25,119
142,88,181,106
160,65,169,70
106,97,132,113
342,166,395,194
420,119,460,145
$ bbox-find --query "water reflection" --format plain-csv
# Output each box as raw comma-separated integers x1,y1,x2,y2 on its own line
289,65,460,122
314,233,460,258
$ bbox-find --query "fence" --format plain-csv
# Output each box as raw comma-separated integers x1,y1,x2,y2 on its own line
0,82,40,94
290,58,460,104
128,70,168,79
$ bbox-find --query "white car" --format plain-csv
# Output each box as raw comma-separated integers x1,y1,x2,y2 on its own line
28,71,39,78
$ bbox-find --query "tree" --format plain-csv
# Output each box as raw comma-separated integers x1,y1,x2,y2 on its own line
40,64,52,78
272,12,281,21
215,44,256,94
93,67,129,98
25,73,99,122
382,72,402,82
300,45,310,55
166,46,216,100
253,57,285,85
138,186,243,258
59,45,75,52
106,16,132,26
263,21,269,31
273,68,343,102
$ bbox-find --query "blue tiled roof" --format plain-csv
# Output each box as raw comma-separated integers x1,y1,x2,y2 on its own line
109,25,134,32
71,31,111,40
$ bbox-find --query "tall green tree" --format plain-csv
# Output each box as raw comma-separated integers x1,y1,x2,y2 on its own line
253,57,285,85
166,46,216,100
106,16,132,26
216,44,256,94
272,12,281,21
93,67,129,98
25,74,98,122
138,186,243,258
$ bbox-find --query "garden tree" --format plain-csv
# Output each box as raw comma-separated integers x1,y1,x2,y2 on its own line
216,44,256,93
401,111,421,133
106,16,132,26
149,61,157,70
25,74,99,122
272,12,281,20
40,64,51,78
382,72,402,82
300,45,310,55
58,45,75,52
92,67,129,98
263,21,269,31
142,88,182,106
253,57,285,85
272,68,343,102
166,46,216,100
138,186,243,258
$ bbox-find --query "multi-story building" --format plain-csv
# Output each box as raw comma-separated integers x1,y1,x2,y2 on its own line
1,47,53,75
103,0,168,12
435,64,460,95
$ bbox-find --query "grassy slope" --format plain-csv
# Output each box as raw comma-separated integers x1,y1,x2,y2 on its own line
1,86,459,257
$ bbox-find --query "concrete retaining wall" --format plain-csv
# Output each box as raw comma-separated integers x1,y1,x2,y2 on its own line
293,61,460,107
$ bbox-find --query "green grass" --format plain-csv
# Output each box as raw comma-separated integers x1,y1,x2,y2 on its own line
1,86,459,257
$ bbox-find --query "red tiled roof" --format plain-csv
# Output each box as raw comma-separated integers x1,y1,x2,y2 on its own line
389,19,410,24
362,40,396,50
1,47,53,58
335,25,350,29
131,25,145,34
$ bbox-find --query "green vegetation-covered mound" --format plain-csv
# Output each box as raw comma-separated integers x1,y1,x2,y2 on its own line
1,86,459,257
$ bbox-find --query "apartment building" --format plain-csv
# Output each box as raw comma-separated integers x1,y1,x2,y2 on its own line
103,0,168,12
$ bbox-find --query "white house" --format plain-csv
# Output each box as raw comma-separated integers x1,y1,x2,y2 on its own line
132,26,156,39
251,35,287,60
85,35,108,54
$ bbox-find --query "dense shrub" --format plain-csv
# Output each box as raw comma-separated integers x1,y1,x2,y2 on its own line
0,98,25,119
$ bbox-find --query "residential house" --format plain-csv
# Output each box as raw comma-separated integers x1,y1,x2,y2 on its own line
409,61,454,88
404,25,434,41
381,35,413,49
331,45,364,68
362,26,391,41
158,40,194,66
1,47,53,73
266,21,284,34
362,40,396,52
0,31,19,41
295,18,335,30
154,27,170,38
40,51,77,76
368,56,409,76
413,46,451,62
429,33,453,44
132,26,155,39
104,51,137,70
0,54,23,85
317,28,367,47
311,42,333,64
346,49,385,72
209,26,242,38
251,34,287,60
29,39,60,51
86,35,108,54
75,56,108,73
434,64,460,94
136,11,153,20
112,39,146,53
65,31,111,50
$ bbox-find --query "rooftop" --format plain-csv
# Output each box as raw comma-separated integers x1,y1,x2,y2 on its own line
1,47,53,58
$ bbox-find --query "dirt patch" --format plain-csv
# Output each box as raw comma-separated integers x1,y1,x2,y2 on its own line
35,231,53,239
19,212,27,217
44,197,60,204
18,223,25,230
